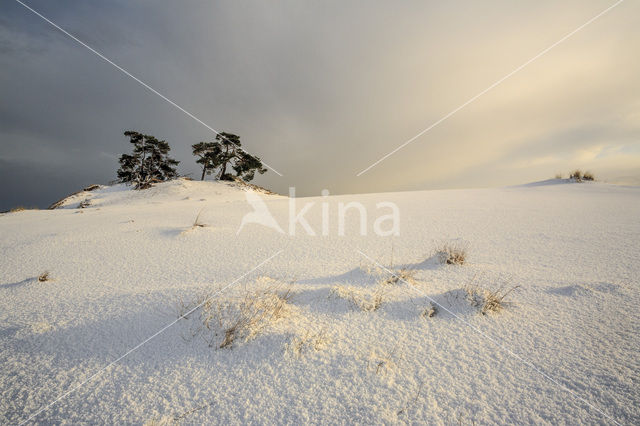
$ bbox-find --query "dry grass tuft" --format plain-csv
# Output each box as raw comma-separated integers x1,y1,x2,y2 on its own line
397,384,423,417
421,303,438,318
179,210,209,235
179,285,294,349
382,269,416,286
38,271,51,282
175,293,206,319
331,285,385,312
465,284,519,315
6,206,37,213
287,329,331,357
367,347,398,376
191,209,207,228
218,288,293,348
436,242,467,265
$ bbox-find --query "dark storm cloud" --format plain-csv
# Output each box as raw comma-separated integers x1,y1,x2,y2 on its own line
0,158,89,210
1,0,639,211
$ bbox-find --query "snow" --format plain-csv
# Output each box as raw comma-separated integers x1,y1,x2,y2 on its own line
1,178,638,424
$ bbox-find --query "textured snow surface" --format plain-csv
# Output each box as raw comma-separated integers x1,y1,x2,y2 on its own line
1,179,638,424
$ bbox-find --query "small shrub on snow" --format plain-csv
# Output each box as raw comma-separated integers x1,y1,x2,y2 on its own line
38,271,51,282
436,242,467,265
582,171,595,181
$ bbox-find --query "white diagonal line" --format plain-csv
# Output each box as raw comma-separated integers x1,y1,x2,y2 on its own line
13,0,283,177
19,250,283,425
356,249,620,425
356,0,625,176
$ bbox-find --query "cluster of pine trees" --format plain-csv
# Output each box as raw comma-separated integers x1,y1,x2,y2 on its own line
116,130,266,189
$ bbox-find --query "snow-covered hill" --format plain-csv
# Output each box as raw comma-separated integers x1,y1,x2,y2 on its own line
1,179,638,424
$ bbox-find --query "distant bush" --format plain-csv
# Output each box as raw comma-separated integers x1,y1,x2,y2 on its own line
569,169,583,181
568,169,595,182
38,271,51,282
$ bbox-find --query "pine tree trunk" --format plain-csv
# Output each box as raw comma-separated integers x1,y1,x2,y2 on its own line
201,167,206,181
140,144,146,185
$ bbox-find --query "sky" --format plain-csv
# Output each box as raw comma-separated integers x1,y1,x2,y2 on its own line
1,0,639,210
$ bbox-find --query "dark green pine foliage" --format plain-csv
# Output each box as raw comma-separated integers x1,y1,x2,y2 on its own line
232,150,267,181
192,141,222,180
117,131,180,189
216,132,242,181
191,132,267,182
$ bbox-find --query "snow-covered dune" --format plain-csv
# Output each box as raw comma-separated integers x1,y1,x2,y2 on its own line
1,179,638,424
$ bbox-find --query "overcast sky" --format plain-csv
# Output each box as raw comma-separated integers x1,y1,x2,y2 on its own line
1,0,639,210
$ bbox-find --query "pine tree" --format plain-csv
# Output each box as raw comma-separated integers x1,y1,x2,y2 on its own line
191,132,266,182
117,131,180,189
192,142,222,180
216,132,242,180
232,150,267,181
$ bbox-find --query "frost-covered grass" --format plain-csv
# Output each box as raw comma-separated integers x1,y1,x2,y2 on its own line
0,179,638,424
